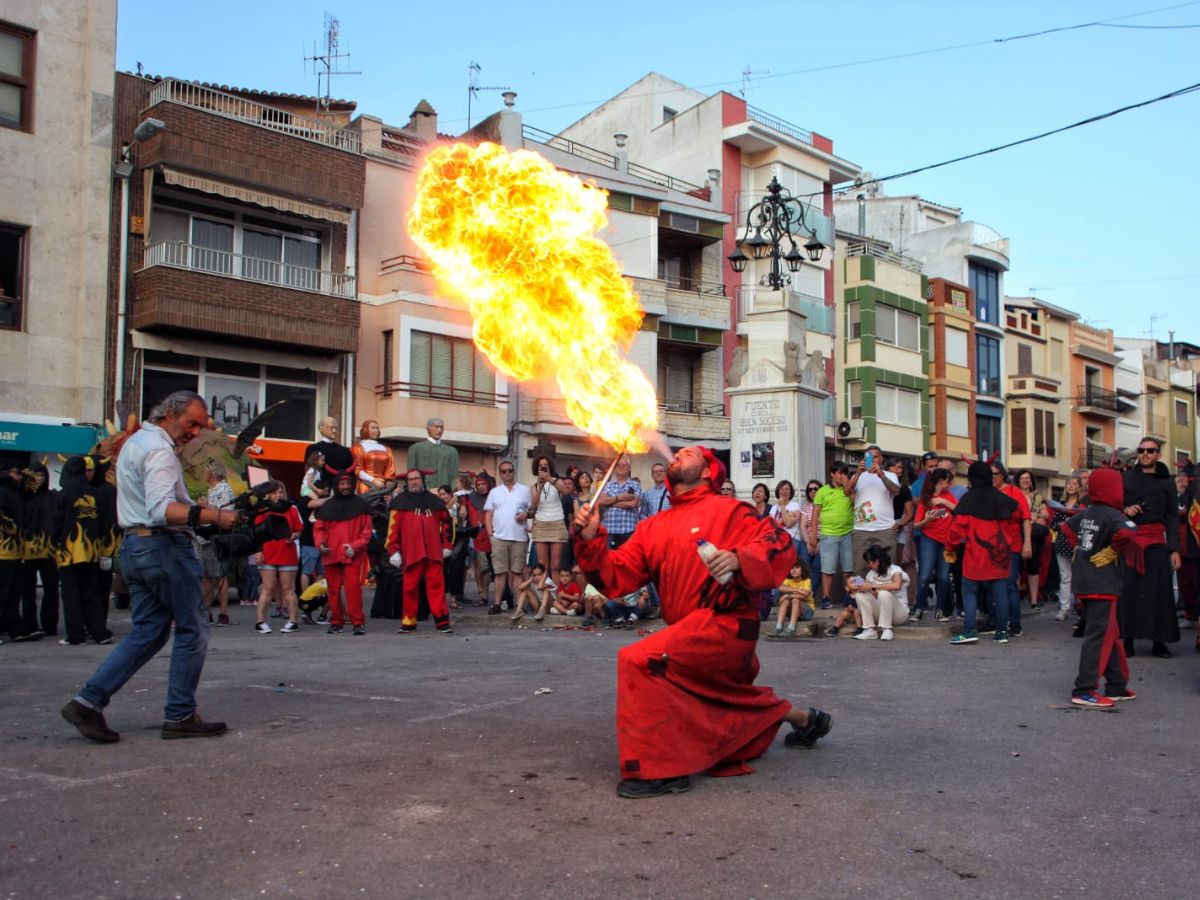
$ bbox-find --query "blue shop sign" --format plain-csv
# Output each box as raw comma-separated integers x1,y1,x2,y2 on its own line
0,421,104,455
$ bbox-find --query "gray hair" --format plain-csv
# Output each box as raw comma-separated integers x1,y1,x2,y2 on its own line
148,390,204,424
206,460,227,480
427,417,445,429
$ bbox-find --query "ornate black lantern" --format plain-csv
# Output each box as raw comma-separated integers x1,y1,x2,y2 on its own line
727,176,826,290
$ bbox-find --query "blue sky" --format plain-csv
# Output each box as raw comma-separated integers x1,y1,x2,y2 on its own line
117,0,1200,341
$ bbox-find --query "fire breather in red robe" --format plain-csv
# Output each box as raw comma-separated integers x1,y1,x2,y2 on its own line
574,481,797,780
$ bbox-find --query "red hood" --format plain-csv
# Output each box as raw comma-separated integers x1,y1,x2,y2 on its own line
1088,467,1123,510
665,447,726,494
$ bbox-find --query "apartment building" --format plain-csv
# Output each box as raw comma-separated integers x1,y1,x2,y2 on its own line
108,73,365,486
0,1,116,463
834,188,1010,460
1003,299,1070,490
1069,319,1120,470
834,236,929,458
354,94,731,481
925,277,977,460
558,73,860,460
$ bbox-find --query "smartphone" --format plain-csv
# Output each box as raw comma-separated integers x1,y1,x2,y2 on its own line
864,451,874,470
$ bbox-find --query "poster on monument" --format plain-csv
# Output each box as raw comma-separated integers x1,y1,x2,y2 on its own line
752,442,775,478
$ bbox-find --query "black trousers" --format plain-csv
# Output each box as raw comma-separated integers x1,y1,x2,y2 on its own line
1,559,26,639
20,557,59,635
60,562,110,644
1074,597,1128,696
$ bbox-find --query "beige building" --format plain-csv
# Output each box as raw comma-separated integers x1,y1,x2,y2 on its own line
352,95,730,482
0,1,116,458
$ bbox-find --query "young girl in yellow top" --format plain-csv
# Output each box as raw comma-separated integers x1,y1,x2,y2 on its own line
772,559,814,637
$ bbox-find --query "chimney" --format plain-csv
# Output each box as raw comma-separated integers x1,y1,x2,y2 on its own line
408,99,438,142
706,168,721,190
613,133,628,173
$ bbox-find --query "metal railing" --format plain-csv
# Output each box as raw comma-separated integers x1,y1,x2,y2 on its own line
844,240,923,274
659,399,726,417
1147,413,1168,436
663,275,726,296
521,125,618,168
1082,443,1114,468
745,105,813,145
375,381,508,405
142,241,356,298
1075,385,1120,413
146,78,362,154
626,161,705,195
379,253,431,275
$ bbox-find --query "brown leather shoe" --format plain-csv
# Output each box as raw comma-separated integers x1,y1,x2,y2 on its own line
161,713,227,740
61,700,120,743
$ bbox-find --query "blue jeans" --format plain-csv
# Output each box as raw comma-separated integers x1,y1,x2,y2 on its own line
999,552,1023,633
962,577,1003,633
795,538,822,587
916,534,951,614
78,533,210,721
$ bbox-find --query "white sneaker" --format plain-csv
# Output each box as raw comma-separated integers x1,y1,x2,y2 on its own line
566,609,577,616
281,621,298,634
880,628,894,641
1055,610,1068,622
854,628,878,640
627,613,639,624
549,607,562,615
255,622,271,634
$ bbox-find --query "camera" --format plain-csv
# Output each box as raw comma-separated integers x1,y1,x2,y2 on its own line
202,483,294,559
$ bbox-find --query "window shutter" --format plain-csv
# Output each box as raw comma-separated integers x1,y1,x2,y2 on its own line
1011,408,1027,455
409,331,431,396
452,338,474,399
1045,413,1056,455
1018,343,1032,376
473,345,495,398
430,334,453,397
1033,408,1044,455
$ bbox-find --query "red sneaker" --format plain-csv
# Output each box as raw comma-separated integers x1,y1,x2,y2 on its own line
1071,693,1116,709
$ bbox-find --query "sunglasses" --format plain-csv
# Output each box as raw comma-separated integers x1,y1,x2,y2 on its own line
807,487,818,493
538,466,550,471
1136,447,1158,454
499,467,514,474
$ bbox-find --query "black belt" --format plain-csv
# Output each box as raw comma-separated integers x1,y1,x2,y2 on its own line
124,526,180,537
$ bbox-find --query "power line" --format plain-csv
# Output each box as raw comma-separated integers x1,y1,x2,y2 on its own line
847,79,1200,191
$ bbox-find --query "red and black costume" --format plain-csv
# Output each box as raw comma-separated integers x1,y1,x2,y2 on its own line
313,474,373,629
574,451,797,781
1119,461,1180,649
385,475,453,630
1060,468,1134,698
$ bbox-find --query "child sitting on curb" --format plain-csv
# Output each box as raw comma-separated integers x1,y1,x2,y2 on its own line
550,568,584,615
512,563,554,622
772,560,814,637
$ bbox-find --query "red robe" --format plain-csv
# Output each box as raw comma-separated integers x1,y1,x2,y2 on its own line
574,482,796,780
386,492,454,628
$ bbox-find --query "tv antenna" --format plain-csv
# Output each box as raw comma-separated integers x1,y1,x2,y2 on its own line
305,13,361,112
467,60,511,130
740,65,769,98
1143,312,1166,341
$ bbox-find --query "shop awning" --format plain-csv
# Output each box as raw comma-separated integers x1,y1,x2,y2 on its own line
0,421,103,455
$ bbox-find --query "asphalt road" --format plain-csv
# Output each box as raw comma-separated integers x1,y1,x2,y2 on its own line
2,604,1196,899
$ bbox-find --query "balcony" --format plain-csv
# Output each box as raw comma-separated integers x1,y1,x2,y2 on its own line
374,380,508,407
745,106,813,146
659,399,725,416
147,79,362,153
1074,385,1120,418
844,240,922,274
143,241,355,298
658,400,730,443
1147,413,1168,437
736,287,835,335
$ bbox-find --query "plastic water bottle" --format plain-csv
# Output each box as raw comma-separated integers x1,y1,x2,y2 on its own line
696,539,733,585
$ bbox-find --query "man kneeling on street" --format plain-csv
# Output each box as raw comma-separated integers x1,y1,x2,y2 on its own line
61,391,239,743
573,445,833,799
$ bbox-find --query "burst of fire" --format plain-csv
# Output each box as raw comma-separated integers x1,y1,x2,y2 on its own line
407,142,658,452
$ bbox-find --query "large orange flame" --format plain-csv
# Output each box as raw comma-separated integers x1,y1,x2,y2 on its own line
407,142,658,452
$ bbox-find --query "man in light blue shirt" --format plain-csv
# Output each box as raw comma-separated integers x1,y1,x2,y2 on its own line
62,391,240,744
640,462,672,520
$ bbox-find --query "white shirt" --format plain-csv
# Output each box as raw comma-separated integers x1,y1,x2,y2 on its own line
484,481,533,542
866,564,910,606
116,421,192,529
532,480,565,521
781,499,802,539
853,471,899,532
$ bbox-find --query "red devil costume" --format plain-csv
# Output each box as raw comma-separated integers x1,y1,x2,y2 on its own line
1060,468,1135,704
385,470,453,631
313,471,373,630
574,448,799,783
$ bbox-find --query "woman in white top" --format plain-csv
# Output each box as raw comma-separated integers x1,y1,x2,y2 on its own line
852,545,910,641
773,480,802,546
527,455,569,574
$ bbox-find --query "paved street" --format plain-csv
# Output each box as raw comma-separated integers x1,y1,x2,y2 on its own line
2,603,1196,899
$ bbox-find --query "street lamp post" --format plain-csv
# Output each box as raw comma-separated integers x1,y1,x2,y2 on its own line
727,176,826,291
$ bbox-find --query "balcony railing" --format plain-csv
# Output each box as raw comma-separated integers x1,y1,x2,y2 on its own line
663,276,726,296
1075,385,1120,413
146,78,362,154
143,241,356,298
1081,443,1114,469
735,287,835,335
745,105,813,145
1147,413,1168,436
659,399,726,417
375,380,508,406
521,125,706,194
844,240,923,274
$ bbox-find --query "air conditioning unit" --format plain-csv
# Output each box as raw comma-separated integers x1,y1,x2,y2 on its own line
836,419,866,442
